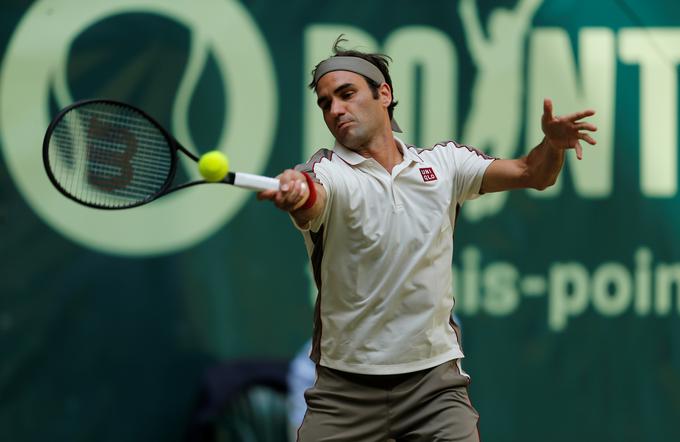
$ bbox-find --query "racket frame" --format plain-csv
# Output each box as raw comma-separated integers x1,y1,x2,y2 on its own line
42,98,247,210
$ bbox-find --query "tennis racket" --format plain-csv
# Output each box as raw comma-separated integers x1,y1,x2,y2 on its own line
42,99,279,210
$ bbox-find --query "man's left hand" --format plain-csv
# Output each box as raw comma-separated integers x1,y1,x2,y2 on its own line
541,98,598,160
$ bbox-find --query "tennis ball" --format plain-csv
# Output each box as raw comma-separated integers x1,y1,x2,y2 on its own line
198,151,229,182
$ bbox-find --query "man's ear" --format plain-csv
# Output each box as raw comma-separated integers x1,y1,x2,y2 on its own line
379,82,392,108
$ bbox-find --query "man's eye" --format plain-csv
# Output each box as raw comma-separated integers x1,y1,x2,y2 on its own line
343,91,354,99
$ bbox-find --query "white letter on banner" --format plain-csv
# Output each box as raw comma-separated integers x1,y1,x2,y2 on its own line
620,29,680,197
592,263,632,316
548,262,590,332
302,26,378,161
634,248,653,315
460,246,482,315
384,27,458,147
482,262,520,316
525,28,616,198
655,263,680,315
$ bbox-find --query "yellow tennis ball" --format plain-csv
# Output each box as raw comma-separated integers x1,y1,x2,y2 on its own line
198,151,229,182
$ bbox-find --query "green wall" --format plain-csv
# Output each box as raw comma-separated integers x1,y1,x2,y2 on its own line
1,0,678,440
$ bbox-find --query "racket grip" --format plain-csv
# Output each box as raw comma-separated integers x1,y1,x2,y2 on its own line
233,172,280,191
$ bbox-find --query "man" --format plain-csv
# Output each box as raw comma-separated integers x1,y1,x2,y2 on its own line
258,38,597,441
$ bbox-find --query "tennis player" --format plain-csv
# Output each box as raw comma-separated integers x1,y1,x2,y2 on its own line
258,38,597,441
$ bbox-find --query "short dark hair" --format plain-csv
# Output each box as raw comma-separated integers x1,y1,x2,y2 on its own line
309,35,398,120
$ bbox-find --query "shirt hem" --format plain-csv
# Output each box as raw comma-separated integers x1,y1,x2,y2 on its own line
319,349,465,375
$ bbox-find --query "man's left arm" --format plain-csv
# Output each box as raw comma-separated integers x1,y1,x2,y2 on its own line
480,98,598,193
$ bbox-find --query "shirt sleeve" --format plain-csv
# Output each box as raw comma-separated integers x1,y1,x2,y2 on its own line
450,142,495,203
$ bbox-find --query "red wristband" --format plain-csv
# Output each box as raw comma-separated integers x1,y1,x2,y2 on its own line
299,172,317,210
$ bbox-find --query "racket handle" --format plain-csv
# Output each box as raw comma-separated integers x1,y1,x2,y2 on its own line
232,172,280,191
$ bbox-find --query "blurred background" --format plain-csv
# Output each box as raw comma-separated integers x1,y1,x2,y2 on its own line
1,0,679,441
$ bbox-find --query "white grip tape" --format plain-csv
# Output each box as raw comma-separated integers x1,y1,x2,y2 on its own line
233,172,280,191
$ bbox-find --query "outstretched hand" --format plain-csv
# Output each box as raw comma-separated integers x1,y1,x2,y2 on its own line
541,98,597,160
256,169,309,212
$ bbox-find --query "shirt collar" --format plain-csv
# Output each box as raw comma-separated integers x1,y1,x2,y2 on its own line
333,136,424,166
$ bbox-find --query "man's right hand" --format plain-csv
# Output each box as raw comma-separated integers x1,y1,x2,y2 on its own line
257,169,310,212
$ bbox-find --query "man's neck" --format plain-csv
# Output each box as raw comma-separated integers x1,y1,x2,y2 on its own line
356,130,403,173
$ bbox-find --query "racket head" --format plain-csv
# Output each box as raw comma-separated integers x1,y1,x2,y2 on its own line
43,99,178,209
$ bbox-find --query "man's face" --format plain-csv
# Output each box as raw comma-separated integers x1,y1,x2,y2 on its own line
315,70,390,151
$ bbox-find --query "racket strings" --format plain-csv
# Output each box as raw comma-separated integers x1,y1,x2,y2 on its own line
47,102,173,208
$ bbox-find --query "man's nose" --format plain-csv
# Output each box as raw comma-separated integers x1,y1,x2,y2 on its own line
330,99,345,117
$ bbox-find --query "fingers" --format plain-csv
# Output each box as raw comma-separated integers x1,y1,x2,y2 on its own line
574,122,598,132
578,132,597,146
541,100,597,160
569,132,596,160
564,108,595,122
259,169,309,212
278,179,307,209
574,141,583,160
544,98,596,124
542,98,554,121
256,189,277,201
568,112,597,158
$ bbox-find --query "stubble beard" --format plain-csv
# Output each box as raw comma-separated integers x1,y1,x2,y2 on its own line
336,120,377,153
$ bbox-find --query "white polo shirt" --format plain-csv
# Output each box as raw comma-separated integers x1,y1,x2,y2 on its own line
295,137,494,375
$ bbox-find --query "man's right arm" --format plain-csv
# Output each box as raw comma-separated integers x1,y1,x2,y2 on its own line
256,169,327,229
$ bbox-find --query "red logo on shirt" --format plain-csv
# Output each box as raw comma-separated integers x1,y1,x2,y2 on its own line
419,167,437,182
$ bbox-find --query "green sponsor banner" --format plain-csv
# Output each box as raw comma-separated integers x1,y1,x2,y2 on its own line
0,0,678,441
